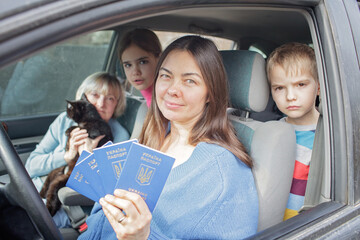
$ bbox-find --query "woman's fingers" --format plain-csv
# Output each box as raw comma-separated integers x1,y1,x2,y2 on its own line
79,135,105,153
100,192,152,240
89,135,105,148
100,197,127,223
68,128,87,146
68,127,106,155
103,194,139,221
114,189,151,216
71,129,88,143
69,128,89,151
100,198,128,237
69,127,84,136
64,128,89,162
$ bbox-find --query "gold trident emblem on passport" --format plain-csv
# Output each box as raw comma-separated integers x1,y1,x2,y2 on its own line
112,160,125,179
136,164,155,185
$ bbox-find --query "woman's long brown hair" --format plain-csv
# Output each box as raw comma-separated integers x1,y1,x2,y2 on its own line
139,36,252,168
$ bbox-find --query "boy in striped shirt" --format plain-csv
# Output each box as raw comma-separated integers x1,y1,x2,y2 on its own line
266,42,320,220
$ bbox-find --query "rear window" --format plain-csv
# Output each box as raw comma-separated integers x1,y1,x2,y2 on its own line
154,31,236,50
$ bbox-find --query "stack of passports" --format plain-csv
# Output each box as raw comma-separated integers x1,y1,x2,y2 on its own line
66,139,175,212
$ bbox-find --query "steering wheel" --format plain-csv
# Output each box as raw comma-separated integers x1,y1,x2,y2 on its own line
0,125,62,239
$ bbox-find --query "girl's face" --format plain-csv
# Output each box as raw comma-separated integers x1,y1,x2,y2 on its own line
86,86,118,122
156,50,208,127
121,44,158,91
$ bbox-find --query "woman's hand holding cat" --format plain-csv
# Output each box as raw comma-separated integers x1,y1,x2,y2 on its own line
64,127,89,163
78,135,105,154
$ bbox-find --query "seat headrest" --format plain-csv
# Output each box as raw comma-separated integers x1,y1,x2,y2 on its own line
220,50,269,112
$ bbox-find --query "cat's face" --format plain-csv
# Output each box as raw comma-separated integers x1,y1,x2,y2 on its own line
66,99,100,123
66,100,88,122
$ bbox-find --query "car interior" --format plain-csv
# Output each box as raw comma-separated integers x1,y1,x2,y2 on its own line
220,50,296,231
0,3,332,239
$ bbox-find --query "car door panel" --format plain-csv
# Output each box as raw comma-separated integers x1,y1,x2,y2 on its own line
0,115,56,174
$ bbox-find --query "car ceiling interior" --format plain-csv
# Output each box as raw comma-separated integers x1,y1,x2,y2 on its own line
115,6,311,56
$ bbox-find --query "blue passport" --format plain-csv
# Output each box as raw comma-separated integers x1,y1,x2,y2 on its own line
66,141,113,201
93,139,138,195
66,150,100,202
75,141,114,198
114,142,175,212
74,152,105,198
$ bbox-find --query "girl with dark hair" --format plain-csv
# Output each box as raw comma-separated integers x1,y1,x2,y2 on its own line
80,36,258,240
118,28,162,107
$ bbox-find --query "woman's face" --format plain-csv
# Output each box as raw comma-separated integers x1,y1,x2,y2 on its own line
86,86,118,122
156,50,208,126
121,44,158,91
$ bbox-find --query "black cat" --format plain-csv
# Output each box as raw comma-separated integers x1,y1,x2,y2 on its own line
65,94,113,148
40,94,113,216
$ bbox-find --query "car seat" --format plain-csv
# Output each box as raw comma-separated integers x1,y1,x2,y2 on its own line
116,93,147,139
220,50,296,231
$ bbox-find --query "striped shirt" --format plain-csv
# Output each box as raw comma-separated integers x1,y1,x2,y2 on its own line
283,123,316,220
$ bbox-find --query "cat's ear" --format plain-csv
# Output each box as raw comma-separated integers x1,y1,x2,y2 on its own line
66,100,74,109
81,93,89,102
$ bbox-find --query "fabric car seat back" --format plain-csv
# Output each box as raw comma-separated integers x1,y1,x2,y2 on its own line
220,50,296,231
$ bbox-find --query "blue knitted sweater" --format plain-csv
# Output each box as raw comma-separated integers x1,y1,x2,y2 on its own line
79,142,258,239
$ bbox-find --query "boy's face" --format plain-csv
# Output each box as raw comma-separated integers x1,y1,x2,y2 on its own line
270,65,319,125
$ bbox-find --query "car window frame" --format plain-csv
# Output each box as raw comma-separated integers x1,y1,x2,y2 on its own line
312,0,360,206
0,1,359,238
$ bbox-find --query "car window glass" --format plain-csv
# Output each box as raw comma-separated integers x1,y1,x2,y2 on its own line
249,46,267,58
0,30,113,119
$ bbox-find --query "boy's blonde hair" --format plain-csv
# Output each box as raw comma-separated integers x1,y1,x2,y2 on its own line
76,72,126,118
266,42,318,83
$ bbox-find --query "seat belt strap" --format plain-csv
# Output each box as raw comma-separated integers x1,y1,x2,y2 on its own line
302,103,331,212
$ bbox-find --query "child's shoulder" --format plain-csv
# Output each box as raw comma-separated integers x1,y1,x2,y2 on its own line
279,117,286,122
292,124,317,132
278,117,316,131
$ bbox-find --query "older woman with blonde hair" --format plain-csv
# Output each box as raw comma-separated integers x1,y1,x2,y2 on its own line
25,72,129,228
